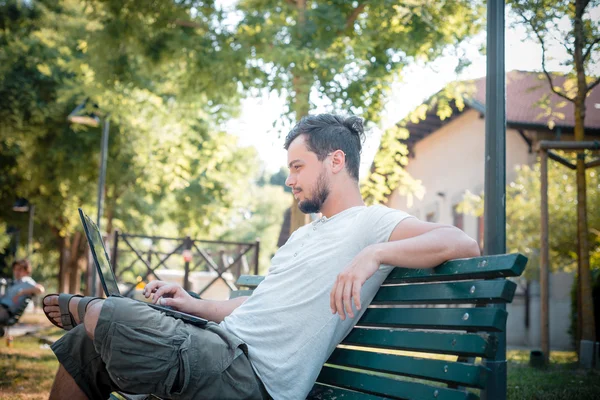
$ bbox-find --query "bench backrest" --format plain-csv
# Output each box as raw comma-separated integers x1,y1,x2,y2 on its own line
233,253,527,400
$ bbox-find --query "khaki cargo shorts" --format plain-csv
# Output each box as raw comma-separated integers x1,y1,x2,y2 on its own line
51,296,268,400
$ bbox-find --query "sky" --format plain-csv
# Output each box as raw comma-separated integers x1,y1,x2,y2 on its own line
219,5,581,177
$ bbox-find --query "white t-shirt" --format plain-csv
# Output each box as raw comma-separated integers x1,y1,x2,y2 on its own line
220,205,412,399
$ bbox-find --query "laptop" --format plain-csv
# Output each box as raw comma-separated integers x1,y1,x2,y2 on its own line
79,208,208,327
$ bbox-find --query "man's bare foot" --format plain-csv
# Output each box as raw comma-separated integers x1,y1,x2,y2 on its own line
43,294,102,330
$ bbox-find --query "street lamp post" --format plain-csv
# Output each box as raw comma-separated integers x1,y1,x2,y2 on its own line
12,198,34,258
68,99,110,296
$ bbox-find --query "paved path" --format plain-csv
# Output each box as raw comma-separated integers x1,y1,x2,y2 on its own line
6,323,46,337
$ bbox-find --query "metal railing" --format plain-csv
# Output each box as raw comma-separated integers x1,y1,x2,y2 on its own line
111,231,260,297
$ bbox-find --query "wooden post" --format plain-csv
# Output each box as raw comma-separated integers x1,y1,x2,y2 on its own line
254,240,260,275
540,150,550,364
183,237,192,291
111,230,119,275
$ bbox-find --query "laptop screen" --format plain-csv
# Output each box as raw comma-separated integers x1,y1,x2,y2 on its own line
79,209,121,296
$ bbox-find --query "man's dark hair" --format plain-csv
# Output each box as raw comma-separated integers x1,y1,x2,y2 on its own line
284,114,366,181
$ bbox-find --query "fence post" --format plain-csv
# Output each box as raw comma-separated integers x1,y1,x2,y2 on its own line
111,230,120,275
254,239,260,275
183,236,192,291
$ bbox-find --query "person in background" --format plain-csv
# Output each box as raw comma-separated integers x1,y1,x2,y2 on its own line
0,259,45,326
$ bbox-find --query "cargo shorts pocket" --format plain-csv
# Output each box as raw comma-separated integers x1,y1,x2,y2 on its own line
102,322,191,396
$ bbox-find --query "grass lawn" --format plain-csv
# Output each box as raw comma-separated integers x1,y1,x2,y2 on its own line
0,330,62,399
506,350,600,400
1,322,599,400
0,310,63,400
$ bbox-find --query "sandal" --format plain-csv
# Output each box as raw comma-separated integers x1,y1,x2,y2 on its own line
43,293,102,331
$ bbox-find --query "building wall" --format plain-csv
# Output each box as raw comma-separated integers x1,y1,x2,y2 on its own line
387,109,574,350
507,272,575,350
388,109,536,241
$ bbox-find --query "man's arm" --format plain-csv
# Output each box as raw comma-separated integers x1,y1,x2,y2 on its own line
143,280,249,323
330,218,480,320
184,296,249,323
373,218,481,269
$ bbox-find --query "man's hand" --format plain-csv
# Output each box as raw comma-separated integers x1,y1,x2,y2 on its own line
143,280,193,314
330,245,381,321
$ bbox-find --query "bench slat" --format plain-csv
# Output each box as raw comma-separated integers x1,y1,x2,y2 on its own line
327,348,488,389
385,253,527,284
373,280,517,305
342,328,496,358
316,366,479,400
229,289,253,298
235,254,526,288
357,307,507,332
308,383,392,400
235,275,264,288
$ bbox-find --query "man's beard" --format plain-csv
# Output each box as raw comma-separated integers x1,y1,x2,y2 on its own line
298,172,330,214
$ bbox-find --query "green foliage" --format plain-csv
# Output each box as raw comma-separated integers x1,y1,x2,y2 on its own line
217,184,290,274
0,223,10,252
236,0,485,123
459,158,600,280
361,124,423,206
0,0,491,284
362,80,475,205
266,167,291,193
0,0,261,286
508,0,600,125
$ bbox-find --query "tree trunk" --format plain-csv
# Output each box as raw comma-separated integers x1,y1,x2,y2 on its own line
56,234,68,293
106,203,114,241
289,0,311,234
54,227,85,294
67,232,83,293
573,0,596,361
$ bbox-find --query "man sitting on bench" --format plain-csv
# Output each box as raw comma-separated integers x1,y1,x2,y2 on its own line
0,259,45,335
43,114,480,400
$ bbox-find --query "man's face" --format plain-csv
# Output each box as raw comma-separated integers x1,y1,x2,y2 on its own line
285,135,330,214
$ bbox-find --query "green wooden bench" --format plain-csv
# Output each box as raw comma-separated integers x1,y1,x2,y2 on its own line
111,253,526,400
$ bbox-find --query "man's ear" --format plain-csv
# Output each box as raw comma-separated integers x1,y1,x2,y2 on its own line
330,150,346,174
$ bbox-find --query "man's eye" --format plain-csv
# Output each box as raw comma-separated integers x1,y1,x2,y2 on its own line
294,165,301,170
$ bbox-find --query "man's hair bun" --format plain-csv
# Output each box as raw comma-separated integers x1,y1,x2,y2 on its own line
343,116,365,148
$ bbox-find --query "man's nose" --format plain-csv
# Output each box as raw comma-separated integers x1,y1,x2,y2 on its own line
285,174,295,188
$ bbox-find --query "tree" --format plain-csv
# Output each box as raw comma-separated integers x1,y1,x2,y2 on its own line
218,184,291,274
509,0,599,361
235,0,486,232
0,0,258,293
269,167,292,192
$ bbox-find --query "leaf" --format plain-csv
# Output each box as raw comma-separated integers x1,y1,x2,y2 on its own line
36,64,52,76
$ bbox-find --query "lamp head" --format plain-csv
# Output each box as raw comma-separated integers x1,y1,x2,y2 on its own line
68,99,101,127
12,198,29,213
